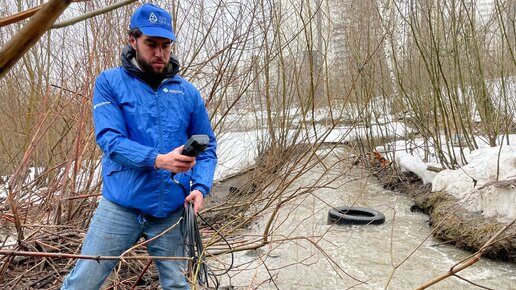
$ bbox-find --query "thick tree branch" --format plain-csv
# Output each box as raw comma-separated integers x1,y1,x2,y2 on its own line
0,0,72,79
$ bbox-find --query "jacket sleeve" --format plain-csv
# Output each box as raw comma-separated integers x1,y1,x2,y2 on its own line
92,73,158,170
188,89,217,196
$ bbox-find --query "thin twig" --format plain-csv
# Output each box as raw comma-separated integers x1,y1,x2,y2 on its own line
415,218,516,289
120,217,183,261
52,0,137,29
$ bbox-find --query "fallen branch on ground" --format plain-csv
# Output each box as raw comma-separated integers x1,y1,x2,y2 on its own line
0,249,191,261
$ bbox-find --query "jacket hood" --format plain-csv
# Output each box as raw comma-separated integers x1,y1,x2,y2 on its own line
121,45,180,87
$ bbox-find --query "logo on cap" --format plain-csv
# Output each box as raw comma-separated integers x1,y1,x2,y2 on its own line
130,4,176,41
149,12,157,23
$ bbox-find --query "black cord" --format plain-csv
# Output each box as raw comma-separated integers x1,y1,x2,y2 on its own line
171,173,234,289
196,214,234,277
184,202,211,286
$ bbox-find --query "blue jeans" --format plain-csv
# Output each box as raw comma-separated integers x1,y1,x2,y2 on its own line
61,198,189,290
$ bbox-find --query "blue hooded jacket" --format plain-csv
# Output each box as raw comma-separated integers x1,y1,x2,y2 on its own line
92,46,217,218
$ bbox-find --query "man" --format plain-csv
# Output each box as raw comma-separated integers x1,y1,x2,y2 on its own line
61,3,217,290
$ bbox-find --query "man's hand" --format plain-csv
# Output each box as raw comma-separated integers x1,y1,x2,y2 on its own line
155,146,196,172
184,190,203,214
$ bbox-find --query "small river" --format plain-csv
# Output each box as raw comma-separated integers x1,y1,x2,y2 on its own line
217,148,516,289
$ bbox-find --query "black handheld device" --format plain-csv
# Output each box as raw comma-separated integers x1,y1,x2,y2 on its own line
181,134,210,157
171,135,209,179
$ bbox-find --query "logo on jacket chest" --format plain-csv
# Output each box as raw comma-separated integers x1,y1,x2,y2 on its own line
162,88,184,95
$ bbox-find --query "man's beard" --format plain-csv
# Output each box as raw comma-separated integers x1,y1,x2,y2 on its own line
135,50,166,78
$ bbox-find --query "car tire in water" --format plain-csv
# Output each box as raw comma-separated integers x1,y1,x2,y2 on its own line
328,206,385,225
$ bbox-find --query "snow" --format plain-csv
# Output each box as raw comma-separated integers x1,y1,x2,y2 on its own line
215,117,515,222
395,154,437,184
214,131,261,180
379,136,516,221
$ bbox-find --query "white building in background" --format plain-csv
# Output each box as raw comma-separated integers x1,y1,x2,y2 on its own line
328,0,515,73
328,0,502,60
477,0,496,24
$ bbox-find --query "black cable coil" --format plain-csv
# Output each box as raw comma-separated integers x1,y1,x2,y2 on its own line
173,174,234,289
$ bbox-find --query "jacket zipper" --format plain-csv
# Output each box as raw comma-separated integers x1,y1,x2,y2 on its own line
155,90,164,216
127,71,180,216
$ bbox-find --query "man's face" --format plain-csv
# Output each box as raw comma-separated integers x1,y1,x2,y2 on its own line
130,34,172,76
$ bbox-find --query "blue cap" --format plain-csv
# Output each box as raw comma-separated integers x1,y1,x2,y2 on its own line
130,4,176,41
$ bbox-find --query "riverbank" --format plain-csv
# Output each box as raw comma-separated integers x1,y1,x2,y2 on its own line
371,161,516,263
209,145,516,289
212,142,516,264
214,141,516,263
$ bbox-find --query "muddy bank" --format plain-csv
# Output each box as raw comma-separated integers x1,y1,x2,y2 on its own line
372,164,516,263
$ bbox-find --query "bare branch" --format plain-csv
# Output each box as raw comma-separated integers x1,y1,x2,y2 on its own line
51,0,138,29
0,0,72,79
415,218,516,289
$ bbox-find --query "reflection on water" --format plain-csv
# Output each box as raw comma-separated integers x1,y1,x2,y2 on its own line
216,149,516,289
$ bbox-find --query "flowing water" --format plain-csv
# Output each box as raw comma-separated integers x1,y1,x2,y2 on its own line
216,148,516,290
